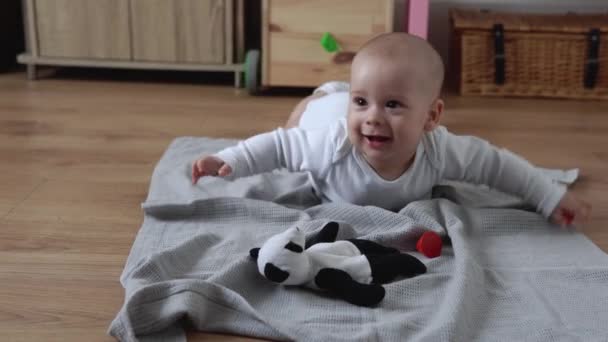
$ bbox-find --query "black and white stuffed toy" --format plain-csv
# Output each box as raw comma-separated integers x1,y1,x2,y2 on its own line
249,222,427,307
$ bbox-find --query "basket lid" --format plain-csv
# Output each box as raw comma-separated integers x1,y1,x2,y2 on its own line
451,9,608,33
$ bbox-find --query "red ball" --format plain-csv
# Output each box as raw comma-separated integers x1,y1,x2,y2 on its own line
563,210,575,225
416,231,442,258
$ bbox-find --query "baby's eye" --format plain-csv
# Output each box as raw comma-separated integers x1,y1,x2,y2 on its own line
385,100,402,109
353,97,368,106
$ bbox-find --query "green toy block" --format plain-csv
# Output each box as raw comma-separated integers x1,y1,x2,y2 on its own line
320,32,340,53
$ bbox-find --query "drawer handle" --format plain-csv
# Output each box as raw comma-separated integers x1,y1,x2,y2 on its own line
333,51,355,64
584,28,600,89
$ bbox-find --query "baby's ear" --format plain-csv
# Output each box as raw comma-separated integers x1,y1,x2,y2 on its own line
249,248,260,260
424,99,444,132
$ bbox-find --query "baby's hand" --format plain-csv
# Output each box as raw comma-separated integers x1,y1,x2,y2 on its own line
550,191,591,228
191,156,232,184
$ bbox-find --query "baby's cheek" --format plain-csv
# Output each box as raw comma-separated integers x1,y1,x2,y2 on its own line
346,118,360,137
346,112,358,126
346,130,360,147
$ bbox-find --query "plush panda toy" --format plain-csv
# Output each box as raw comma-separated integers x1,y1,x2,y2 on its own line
249,222,427,307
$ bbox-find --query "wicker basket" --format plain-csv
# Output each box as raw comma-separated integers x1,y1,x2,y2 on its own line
450,9,608,100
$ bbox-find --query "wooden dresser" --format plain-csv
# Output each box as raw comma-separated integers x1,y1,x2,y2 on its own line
18,0,245,86
257,0,394,89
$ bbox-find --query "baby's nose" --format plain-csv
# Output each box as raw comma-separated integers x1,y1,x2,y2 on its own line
365,110,383,126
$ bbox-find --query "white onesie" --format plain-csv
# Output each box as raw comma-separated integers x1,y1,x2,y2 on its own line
215,83,565,217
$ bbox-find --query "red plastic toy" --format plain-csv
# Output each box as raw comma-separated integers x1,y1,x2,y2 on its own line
416,231,442,258
563,210,575,225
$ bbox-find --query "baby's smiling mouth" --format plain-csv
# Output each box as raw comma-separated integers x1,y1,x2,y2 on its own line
362,134,392,148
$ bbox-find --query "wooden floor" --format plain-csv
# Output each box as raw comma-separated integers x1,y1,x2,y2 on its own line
1,70,607,341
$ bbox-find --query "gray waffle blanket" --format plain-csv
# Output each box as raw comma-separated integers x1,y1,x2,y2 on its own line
109,137,608,342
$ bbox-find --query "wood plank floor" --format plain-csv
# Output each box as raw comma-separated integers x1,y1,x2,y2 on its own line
1,70,606,341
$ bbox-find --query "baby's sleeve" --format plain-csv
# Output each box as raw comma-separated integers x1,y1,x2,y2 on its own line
214,126,336,179
437,129,565,218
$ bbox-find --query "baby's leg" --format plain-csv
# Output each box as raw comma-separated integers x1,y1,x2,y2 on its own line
284,81,350,130
284,91,327,128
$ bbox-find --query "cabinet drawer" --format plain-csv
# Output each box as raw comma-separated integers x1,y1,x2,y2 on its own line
130,0,227,64
263,0,394,87
35,0,130,59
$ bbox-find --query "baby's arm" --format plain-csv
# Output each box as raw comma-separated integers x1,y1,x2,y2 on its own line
192,126,334,184
439,131,590,225
192,155,232,183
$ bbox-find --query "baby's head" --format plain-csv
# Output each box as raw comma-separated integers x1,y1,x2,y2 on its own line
347,33,444,178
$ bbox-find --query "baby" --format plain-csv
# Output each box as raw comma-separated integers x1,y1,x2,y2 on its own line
192,33,590,226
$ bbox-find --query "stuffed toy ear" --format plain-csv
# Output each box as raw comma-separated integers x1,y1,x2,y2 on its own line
249,248,260,260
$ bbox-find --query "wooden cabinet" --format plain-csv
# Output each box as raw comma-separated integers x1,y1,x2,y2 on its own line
35,0,130,59
262,0,394,88
130,0,228,64
19,0,245,85
20,0,395,91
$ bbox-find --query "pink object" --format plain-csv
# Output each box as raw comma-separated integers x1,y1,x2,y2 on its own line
405,0,429,39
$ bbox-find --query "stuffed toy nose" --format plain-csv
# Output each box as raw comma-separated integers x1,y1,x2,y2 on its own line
264,263,289,283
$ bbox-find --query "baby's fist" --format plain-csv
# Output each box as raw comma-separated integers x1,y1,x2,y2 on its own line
191,156,232,184
550,191,591,228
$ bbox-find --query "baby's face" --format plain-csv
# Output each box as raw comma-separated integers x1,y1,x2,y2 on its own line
347,57,435,176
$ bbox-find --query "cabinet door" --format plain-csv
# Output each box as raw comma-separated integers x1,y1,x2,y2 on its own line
130,0,226,64
35,0,130,59
264,0,394,87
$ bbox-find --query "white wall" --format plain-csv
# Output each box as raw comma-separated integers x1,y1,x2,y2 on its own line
396,0,608,72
